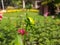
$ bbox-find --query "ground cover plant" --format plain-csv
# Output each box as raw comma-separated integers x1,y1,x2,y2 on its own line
0,11,60,45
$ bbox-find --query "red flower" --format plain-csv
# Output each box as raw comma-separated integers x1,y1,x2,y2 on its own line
0,12,3,21
18,29,26,35
0,16,2,18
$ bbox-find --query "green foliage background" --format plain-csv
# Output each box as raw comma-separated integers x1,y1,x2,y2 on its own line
0,11,60,45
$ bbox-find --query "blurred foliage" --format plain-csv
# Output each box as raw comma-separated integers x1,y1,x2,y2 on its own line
0,0,60,9
11,0,22,8
0,11,60,45
42,0,60,6
0,0,22,9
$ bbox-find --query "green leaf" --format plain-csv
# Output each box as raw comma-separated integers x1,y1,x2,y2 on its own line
15,35,24,45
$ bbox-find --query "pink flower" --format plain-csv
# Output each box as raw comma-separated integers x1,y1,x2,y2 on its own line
44,12,49,17
18,29,26,35
0,16,2,18
0,12,3,21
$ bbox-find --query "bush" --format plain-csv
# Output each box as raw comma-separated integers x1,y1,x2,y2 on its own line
6,6,15,10
0,12,60,45
26,4,32,9
25,16,60,45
